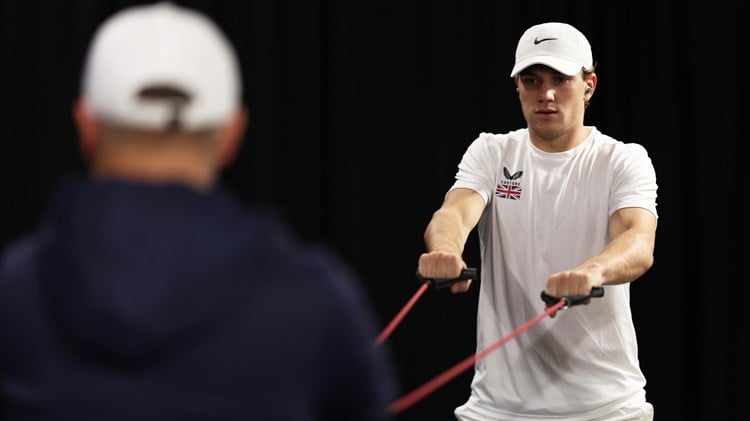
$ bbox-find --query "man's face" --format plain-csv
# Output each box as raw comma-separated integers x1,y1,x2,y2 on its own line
515,65,588,143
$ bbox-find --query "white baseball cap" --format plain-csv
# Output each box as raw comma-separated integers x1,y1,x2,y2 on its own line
80,2,241,131
509,22,593,78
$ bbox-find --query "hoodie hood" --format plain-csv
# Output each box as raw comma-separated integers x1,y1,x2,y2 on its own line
39,177,274,362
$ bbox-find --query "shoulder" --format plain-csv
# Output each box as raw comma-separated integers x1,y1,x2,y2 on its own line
589,128,652,164
463,129,527,161
0,233,42,278
588,129,657,194
0,232,44,305
475,128,527,146
209,193,359,297
250,214,366,303
591,128,649,153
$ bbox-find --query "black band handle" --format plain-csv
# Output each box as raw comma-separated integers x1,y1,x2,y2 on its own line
415,268,479,289
540,286,605,307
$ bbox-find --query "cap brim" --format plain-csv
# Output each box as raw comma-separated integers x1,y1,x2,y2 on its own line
510,56,584,77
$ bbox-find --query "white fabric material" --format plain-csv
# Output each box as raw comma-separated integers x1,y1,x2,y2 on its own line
510,22,593,77
456,396,653,421
450,127,657,420
81,2,241,131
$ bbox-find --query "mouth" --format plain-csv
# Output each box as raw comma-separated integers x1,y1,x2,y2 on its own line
534,109,558,121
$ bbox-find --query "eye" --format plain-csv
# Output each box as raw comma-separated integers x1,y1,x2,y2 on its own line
520,76,538,87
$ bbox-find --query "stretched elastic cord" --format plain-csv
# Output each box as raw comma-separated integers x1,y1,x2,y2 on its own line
375,281,430,345
377,269,479,346
387,299,567,414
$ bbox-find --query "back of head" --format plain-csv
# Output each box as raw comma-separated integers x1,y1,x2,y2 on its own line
510,22,593,78
81,1,241,131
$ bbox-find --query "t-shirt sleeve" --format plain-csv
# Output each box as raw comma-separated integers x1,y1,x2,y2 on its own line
450,133,499,205
610,143,658,219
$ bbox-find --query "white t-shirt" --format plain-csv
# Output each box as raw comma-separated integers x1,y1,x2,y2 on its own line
451,127,658,420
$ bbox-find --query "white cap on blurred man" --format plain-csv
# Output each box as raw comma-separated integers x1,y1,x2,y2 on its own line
510,22,593,78
80,1,241,131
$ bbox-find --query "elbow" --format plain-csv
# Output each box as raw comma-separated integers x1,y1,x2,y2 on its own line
634,231,656,278
643,253,655,273
633,250,655,281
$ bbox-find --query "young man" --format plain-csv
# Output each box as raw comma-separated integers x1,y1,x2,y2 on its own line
0,3,396,420
418,22,658,420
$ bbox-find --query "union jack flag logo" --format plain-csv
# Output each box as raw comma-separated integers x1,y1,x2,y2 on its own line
495,181,522,200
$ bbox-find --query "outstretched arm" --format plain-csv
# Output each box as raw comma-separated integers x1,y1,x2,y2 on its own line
545,206,657,300
419,188,486,294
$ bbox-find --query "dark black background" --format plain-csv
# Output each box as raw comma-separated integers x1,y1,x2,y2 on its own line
1,1,746,419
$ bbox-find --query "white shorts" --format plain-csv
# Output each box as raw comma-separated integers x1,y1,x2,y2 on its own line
454,401,654,421
591,402,653,421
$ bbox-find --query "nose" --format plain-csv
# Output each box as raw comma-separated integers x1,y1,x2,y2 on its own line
538,85,555,102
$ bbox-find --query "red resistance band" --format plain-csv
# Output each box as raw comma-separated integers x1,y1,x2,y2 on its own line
377,269,604,414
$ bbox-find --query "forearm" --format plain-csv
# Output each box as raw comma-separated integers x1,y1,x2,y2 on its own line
577,224,655,286
423,188,485,256
420,188,485,293
421,208,476,293
424,208,471,255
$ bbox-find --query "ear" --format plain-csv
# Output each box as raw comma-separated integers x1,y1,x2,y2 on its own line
73,99,101,161
584,73,597,97
216,106,249,167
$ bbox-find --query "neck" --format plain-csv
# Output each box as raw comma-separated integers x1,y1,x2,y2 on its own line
529,125,591,153
91,156,216,190
90,131,219,191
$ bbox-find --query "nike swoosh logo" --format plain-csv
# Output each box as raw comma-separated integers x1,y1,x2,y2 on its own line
533,37,557,45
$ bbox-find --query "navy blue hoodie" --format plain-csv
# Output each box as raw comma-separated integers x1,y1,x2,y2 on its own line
0,177,397,420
